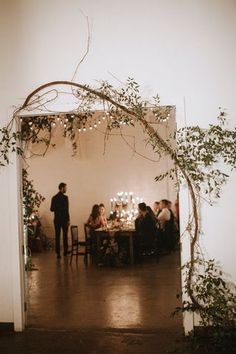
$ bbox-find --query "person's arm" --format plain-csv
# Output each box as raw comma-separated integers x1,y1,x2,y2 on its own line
50,196,55,212
66,196,70,224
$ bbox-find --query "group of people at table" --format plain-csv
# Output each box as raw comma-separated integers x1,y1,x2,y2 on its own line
86,199,179,264
50,182,179,263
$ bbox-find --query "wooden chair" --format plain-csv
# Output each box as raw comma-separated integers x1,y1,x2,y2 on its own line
70,225,82,264
70,224,93,264
83,223,94,257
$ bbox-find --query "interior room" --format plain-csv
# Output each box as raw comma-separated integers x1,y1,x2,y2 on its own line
23,107,181,331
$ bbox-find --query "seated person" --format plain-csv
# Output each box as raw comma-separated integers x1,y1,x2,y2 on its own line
157,199,175,253
135,202,157,256
146,205,157,222
87,204,104,229
99,203,108,228
153,201,161,217
157,199,171,230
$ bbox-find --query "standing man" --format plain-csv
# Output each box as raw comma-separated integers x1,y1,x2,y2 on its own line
50,182,70,258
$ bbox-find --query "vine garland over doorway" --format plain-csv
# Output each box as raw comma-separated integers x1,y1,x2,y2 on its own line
1,78,236,326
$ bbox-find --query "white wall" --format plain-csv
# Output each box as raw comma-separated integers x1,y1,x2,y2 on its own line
0,0,236,331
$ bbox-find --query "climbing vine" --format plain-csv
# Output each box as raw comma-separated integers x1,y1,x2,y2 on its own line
1,78,236,329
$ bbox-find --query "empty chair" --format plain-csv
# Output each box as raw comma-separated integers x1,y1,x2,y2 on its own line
83,223,95,257
70,225,81,263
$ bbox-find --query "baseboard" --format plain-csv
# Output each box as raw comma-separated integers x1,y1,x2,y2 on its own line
0,322,14,331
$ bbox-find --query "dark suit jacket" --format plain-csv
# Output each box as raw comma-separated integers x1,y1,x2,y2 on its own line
50,192,70,224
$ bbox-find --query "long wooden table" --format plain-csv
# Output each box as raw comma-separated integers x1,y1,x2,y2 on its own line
94,227,136,265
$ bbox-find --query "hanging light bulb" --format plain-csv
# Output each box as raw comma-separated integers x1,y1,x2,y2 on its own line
98,120,101,124
83,127,86,132
94,123,97,128
89,125,93,130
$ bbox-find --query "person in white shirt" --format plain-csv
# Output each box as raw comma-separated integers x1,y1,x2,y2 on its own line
157,199,171,230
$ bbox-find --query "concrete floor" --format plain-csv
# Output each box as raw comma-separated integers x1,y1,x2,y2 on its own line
26,250,182,331
0,251,185,353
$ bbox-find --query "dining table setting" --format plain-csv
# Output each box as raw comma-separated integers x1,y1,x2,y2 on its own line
94,220,136,265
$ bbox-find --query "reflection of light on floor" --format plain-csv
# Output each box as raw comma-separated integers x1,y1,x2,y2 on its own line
107,285,141,327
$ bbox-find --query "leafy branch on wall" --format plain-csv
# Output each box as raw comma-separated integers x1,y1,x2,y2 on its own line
22,168,45,226
1,78,236,328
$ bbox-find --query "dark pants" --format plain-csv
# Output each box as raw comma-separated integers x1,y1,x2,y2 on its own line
54,221,68,255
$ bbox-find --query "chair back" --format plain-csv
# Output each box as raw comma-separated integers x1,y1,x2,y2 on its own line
71,225,78,244
84,223,91,242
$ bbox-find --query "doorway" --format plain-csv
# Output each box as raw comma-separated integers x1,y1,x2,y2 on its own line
21,107,182,330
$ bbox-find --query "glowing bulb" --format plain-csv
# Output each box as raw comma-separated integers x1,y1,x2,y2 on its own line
89,126,92,130
98,120,101,124
94,123,97,128
83,127,86,132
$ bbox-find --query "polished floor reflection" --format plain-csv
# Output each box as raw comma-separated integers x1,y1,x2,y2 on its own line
27,251,182,331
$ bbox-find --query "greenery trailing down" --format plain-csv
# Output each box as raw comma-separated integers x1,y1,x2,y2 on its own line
174,327,236,354
22,168,45,227
155,110,236,204
173,258,236,353
175,258,236,327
